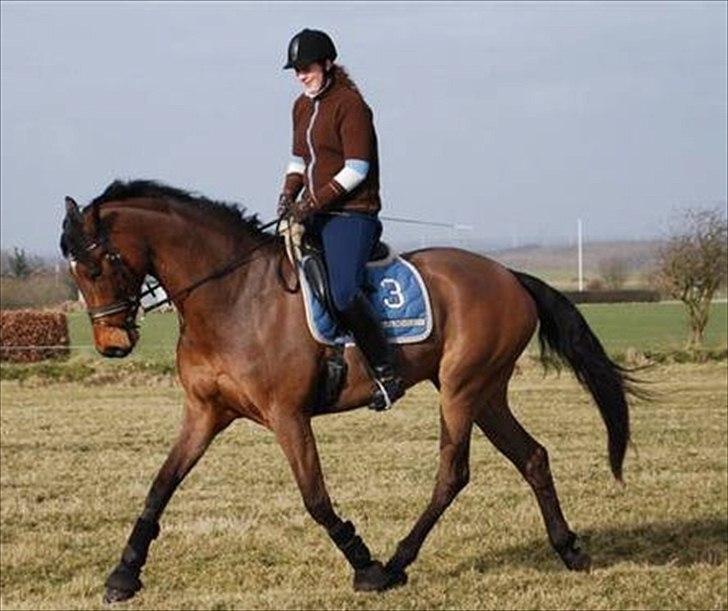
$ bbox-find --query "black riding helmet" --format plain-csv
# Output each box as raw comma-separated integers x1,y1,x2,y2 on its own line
283,29,337,70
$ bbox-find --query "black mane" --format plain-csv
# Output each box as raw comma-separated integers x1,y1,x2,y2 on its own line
90,179,268,236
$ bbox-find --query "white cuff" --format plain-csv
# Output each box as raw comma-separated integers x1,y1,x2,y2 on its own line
286,157,305,175
333,159,369,192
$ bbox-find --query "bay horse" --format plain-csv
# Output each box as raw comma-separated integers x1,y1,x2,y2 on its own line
59,180,632,603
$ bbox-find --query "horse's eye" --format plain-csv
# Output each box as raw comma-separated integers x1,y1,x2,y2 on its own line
82,259,102,280
89,264,102,280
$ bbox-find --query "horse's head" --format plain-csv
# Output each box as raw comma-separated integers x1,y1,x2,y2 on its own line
59,196,147,357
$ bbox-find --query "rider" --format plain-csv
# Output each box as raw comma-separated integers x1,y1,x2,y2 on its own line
277,28,405,412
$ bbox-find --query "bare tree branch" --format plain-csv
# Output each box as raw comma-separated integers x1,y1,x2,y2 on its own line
656,206,728,349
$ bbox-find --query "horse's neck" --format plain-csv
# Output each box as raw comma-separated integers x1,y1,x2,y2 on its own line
140,207,271,312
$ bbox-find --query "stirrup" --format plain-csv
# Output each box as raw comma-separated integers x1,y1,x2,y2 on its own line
369,376,404,412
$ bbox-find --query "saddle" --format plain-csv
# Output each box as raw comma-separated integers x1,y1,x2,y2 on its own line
278,219,393,410
278,219,432,408
280,219,393,318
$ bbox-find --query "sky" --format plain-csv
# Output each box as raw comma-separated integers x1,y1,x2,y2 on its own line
1,1,726,256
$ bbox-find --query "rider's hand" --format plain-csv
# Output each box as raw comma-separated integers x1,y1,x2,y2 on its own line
277,193,293,217
291,194,316,223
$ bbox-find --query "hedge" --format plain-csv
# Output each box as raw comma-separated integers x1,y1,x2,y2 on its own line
0,309,70,363
562,289,661,304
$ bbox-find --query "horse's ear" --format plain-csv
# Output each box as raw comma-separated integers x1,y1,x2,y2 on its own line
65,196,82,223
61,196,85,258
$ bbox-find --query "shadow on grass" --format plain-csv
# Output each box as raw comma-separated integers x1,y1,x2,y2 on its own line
452,517,727,575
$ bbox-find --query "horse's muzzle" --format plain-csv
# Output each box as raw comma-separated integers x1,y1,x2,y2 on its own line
93,324,138,358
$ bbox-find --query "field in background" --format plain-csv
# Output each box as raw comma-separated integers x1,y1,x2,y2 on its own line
64,301,728,364
484,240,661,291
1,363,725,610
0,275,76,309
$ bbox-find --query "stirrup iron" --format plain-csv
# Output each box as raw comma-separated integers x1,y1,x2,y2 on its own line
369,375,404,412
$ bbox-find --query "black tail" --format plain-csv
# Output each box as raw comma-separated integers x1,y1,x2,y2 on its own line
512,270,633,481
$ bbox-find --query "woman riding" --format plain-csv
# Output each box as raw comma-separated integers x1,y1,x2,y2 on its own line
276,28,405,412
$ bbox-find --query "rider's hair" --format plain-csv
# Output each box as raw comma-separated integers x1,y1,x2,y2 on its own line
330,64,359,93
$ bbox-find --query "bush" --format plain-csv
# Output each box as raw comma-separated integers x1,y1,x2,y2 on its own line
562,289,661,304
0,309,70,363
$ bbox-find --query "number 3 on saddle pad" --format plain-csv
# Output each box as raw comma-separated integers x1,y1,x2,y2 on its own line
299,255,434,346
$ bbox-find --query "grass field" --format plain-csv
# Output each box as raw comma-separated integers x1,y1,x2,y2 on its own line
64,301,728,364
1,362,726,610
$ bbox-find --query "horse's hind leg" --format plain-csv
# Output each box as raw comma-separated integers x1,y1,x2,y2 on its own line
384,386,474,582
475,382,591,571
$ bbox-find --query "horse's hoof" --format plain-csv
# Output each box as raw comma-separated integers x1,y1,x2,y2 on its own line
567,550,592,572
384,565,408,589
103,587,137,604
354,561,389,592
561,546,592,572
104,564,142,603
353,561,408,592
557,533,592,573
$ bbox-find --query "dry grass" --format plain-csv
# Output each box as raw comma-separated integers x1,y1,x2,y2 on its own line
1,363,726,610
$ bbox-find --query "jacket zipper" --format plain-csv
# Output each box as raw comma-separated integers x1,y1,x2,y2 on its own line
305,99,320,203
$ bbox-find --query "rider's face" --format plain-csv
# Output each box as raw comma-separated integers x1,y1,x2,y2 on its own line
294,61,330,95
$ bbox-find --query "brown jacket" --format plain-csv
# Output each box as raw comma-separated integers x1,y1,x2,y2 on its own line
286,75,381,215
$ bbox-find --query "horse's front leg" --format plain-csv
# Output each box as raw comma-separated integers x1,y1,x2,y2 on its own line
272,411,396,591
104,399,234,604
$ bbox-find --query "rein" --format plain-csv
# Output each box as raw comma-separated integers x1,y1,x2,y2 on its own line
140,217,283,313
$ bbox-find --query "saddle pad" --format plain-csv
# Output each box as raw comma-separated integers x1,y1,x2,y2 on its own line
300,256,433,346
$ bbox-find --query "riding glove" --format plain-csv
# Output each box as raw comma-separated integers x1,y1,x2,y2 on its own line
292,193,317,222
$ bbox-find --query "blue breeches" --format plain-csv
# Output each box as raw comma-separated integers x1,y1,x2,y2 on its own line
306,212,382,312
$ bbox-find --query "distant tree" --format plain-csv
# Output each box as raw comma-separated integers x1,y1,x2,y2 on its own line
8,247,33,279
597,256,630,290
656,207,728,349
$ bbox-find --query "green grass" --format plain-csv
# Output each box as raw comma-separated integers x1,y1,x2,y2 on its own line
65,301,728,365
67,311,180,361
1,363,726,609
577,301,727,352
2,300,723,384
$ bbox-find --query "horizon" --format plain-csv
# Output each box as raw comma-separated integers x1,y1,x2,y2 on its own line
0,233,670,264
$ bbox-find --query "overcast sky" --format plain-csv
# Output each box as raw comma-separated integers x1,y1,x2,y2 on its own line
1,1,726,256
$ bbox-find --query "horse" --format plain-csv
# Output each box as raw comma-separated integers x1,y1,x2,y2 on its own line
59,180,633,603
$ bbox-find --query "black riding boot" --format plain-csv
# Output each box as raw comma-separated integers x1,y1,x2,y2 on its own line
338,292,405,411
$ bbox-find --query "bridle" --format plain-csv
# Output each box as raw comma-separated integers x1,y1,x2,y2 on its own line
75,238,144,333
75,215,284,330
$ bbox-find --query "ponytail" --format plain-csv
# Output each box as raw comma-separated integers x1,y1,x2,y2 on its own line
331,64,359,93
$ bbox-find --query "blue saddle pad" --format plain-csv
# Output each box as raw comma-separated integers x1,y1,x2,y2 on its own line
300,255,433,346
